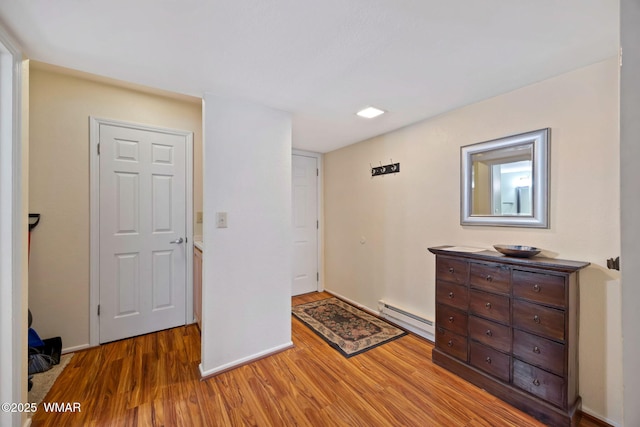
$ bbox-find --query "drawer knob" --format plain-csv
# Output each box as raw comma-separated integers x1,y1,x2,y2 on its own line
533,346,541,354
485,356,492,364
448,267,455,273
485,275,493,282
448,291,454,298
447,340,453,347
533,315,541,324
485,302,492,309
486,329,492,337
448,316,454,323
533,284,541,292
533,379,540,387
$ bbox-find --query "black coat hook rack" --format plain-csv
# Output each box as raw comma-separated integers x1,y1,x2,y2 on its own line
371,161,400,177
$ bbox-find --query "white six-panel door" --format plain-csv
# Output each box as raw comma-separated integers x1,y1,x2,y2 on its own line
98,122,187,343
292,154,318,296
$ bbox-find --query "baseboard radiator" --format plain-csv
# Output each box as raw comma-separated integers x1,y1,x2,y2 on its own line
378,300,435,341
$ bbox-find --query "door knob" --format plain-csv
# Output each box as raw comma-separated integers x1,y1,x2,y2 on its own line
170,237,184,244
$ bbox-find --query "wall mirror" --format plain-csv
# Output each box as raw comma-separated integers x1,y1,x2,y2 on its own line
461,128,549,228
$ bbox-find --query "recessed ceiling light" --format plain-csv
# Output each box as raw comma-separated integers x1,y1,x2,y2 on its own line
356,106,385,119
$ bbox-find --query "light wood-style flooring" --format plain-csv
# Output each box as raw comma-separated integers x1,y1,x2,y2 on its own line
31,292,604,426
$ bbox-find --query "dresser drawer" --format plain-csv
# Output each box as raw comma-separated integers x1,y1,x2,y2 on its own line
436,257,469,285
469,341,510,382
469,315,511,353
513,300,565,342
469,262,510,294
469,290,510,324
436,281,469,311
513,359,566,408
513,270,566,308
436,304,468,337
435,326,468,361
513,330,565,376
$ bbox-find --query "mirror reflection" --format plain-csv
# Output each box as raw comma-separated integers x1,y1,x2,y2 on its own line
461,128,549,228
471,144,532,216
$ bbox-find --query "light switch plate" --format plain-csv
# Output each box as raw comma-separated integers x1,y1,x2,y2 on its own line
216,212,228,228
196,211,203,224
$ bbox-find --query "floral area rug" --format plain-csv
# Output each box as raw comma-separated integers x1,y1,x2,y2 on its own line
292,297,407,357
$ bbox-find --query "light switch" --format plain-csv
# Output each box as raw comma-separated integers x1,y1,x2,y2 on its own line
216,212,228,228
196,211,203,224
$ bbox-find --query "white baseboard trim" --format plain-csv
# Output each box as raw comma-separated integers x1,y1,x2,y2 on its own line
581,405,620,427
199,341,294,379
62,343,93,354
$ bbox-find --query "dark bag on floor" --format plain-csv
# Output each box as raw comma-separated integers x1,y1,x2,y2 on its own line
28,347,53,374
41,337,62,365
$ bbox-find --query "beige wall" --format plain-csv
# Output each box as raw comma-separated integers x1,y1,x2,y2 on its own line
324,58,622,424
28,64,202,351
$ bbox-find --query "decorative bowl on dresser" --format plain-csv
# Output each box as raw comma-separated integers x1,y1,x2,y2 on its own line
428,246,590,427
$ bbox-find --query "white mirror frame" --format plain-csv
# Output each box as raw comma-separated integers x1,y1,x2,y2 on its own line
461,128,550,228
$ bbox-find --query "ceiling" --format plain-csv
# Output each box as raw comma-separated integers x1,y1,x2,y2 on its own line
0,1,618,153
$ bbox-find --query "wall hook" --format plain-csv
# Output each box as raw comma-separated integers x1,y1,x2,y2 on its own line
606,256,620,271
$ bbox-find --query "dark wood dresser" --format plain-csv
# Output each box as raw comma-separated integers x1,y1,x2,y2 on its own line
428,246,589,427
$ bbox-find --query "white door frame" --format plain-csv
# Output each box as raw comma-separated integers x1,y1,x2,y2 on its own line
0,25,25,427
89,117,194,346
292,149,323,292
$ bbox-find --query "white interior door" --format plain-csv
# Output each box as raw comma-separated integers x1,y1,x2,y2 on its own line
292,154,318,296
99,122,187,343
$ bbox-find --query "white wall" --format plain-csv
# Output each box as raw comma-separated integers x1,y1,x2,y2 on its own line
620,1,640,425
324,58,622,424
201,94,292,375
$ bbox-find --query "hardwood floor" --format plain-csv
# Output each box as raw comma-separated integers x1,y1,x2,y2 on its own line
31,292,604,426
